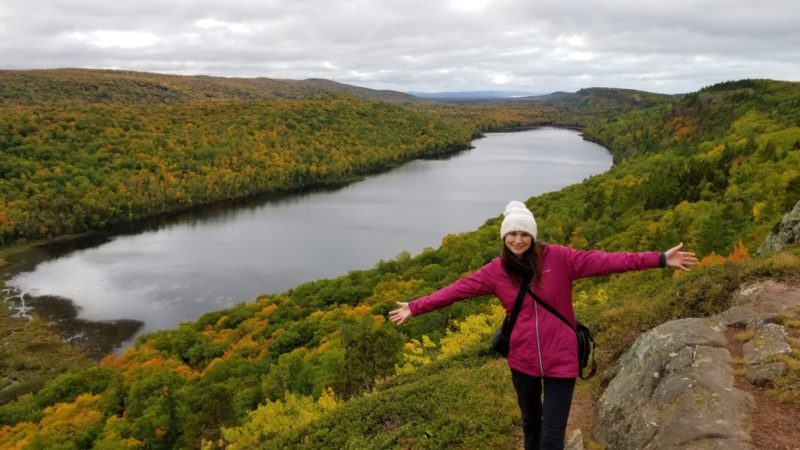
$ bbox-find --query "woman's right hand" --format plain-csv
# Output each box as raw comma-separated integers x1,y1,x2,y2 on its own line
389,302,412,325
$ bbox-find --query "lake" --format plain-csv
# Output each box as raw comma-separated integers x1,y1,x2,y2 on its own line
3,127,612,354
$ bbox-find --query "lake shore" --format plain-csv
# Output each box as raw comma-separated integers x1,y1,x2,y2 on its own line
0,291,92,405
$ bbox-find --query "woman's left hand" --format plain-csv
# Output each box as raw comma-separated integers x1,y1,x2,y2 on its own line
664,242,698,271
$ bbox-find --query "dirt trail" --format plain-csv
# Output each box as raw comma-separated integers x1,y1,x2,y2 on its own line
723,280,800,450
726,325,800,450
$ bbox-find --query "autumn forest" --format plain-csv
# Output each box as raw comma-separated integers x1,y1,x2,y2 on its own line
1,71,800,449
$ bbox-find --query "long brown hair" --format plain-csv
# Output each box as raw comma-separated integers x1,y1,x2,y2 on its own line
501,240,544,286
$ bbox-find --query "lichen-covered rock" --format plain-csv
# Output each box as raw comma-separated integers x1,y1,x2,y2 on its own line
744,313,781,331
724,280,800,319
715,303,780,330
757,200,800,255
742,323,791,365
746,362,788,386
714,305,761,329
731,282,767,306
596,318,752,450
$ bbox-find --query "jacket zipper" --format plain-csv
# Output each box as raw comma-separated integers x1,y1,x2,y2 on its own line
533,297,545,377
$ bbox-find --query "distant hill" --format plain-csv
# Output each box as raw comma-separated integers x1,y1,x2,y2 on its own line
409,90,540,100
0,69,679,110
409,87,669,107
556,86,677,107
0,69,418,105
295,78,417,102
414,87,674,132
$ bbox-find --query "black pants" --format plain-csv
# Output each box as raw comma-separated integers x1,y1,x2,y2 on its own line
511,369,576,450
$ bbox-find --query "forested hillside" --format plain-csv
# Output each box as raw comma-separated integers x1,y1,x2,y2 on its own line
0,95,472,246
1,79,799,449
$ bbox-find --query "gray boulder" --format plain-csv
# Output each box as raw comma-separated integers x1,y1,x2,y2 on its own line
746,362,788,387
596,318,752,450
742,323,791,365
714,304,780,330
714,306,762,329
757,200,800,255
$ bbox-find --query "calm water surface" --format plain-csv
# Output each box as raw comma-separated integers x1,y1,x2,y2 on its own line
5,128,612,350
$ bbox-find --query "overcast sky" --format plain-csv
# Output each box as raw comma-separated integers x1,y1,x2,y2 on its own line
2,0,798,94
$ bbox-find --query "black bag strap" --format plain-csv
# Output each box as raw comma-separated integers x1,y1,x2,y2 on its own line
576,323,597,379
504,281,529,334
527,287,597,379
526,287,575,331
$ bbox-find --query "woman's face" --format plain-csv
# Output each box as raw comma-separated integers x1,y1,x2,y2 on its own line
504,231,532,257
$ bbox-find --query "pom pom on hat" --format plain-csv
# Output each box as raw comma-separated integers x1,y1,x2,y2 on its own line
500,200,537,239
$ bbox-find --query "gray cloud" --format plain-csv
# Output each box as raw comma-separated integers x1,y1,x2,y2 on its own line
1,0,798,93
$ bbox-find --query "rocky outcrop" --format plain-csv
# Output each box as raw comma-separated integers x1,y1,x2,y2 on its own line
717,280,798,392
596,318,752,449
596,280,800,449
757,200,800,255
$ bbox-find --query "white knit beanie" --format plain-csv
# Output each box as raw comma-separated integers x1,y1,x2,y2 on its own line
500,200,537,239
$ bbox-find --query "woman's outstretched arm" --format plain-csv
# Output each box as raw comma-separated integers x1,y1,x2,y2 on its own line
388,259,499,325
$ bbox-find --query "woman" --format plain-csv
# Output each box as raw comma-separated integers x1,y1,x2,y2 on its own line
389,200,697,450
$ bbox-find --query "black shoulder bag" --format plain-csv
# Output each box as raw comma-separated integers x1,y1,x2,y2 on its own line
491,281,528,358
526,287,597,379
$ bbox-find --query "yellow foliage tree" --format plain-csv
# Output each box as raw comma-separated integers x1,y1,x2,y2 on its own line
0,394,105,449
220,388,337,449
568,227,590,249
440,305,505,357
94,416,144,449
396,335,438,375
574,287,609,310
0,421,37,450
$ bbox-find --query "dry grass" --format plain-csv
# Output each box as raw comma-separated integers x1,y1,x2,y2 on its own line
734,329,756,342
764,296,800,409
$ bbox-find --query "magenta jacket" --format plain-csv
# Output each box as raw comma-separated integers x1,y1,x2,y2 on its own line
409,244,663,378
